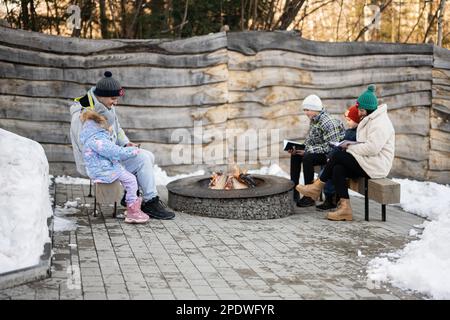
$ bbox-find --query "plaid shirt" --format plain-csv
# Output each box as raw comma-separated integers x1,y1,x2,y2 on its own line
304,110,345,154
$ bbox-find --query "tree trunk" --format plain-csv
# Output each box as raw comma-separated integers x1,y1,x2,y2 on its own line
354,0,392,42
120,0,127,37
99,0,109,38
437,0,447,46
424,0,437,43
20,0,30,30
126,0,144,38
336,0,344,41
276,0,306,30
178,0,189,38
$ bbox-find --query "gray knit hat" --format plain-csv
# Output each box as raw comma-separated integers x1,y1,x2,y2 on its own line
94,71,124,97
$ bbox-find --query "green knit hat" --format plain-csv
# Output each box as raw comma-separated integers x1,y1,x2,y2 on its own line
357,84,378,111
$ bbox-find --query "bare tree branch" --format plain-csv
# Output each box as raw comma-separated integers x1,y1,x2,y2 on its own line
179,0,189,37
336,0,344,41
404,0,427,43
126,0,144,38
423,2,440,43
437,0,447,46
274,0,306,30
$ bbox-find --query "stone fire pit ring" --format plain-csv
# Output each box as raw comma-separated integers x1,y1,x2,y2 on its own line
167,174,294,220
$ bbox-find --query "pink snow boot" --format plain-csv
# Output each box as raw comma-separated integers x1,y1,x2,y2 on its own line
125,197,149,224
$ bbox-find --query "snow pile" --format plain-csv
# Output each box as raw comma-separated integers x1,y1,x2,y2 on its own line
367,178,450,299
391,178,450,220
248,163,290,179
55,176,90,185
0,129,52,274
153,165,205,186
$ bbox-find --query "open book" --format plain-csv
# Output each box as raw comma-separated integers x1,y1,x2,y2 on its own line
329,140,361,148
283,140,305,151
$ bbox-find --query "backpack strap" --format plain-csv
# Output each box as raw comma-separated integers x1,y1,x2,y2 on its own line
74,92,95,110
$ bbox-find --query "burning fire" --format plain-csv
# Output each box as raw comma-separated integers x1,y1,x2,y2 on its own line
209,166,257,190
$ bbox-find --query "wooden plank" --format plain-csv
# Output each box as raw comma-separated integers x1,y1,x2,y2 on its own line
368,178,401,204
0,79,229,107
434,46,450,70
432,98,450,113
431,109,450,132
0,95,230,128
432,85,450,100
389,107,429,136
228,86,431,109
49,162,79,177
395,134,429,161
227,31,433,56
0,119,71,144
432,68,450,80
429,150,450,171
0,95,72,122
347,178,400,204
0,26,227,55
391,158,427,179
0,45,228,68
430,129,450,153
427,170,450,184
42,144,74,162
228,68,431,91
228,50,433,71
0,61,229,88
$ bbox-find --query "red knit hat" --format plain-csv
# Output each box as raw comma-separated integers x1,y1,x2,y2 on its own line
346,105,361,123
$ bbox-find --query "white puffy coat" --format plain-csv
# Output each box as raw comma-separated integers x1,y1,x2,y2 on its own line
347,104,395,179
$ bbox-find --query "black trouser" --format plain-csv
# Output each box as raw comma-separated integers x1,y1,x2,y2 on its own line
320,150,369,199
290,152,328,200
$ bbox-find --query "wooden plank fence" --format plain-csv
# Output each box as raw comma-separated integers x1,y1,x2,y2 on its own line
0,27,448,183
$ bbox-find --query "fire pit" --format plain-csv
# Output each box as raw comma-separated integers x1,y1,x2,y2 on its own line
167,175,294,220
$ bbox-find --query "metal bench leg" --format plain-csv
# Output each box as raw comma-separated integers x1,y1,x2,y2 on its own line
364,177,369,221
93,195,98,217
382,204,386,222
88,180,93,197
113,202,117,218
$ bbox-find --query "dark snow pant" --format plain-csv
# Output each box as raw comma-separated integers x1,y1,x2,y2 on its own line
290,152,328,201
319,150,370,199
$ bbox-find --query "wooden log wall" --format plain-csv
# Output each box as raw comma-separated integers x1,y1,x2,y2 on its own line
0,27,449,183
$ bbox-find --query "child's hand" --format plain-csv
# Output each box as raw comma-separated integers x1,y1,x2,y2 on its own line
126,142,140,148
131,148,140,156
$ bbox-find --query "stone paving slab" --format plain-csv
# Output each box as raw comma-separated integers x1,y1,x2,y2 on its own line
0,183,427,300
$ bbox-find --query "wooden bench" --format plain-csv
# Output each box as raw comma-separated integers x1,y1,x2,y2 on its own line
348,177,400,222
91,180,123,218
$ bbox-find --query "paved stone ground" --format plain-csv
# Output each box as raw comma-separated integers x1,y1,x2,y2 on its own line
0,182,427,300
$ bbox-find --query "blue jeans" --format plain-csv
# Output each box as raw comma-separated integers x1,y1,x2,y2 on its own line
320,167,335,197
121,149,158,202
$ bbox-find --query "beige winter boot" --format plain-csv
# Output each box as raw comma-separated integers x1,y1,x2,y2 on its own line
295,179,325,201
327,198,352,221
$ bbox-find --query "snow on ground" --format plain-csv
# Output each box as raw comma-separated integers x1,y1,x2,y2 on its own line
0,129,52,274
53,216,78,232
55,176,90,185
391,178,450,221
152,165,204,186
248,163,290,179
367,178,450,299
